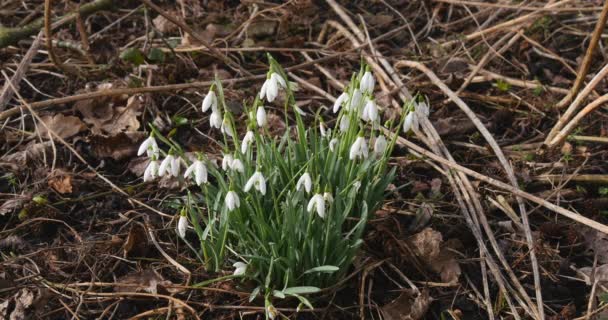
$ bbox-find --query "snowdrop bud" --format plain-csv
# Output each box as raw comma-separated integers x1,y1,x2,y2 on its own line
221,117,235,138
158,155,173,177
374,135,387,156
403,112,416,133
143,160,159,182
202,90,216,113
296,172,312,194
417,101,430,118
271,73,287,88
339,115,350,132
170,157,181,177
241,131,255,154
225,191,240,211
256,106,267,127
349,89,362,111
265,76,279,102
307,194,326,219
329,138,339,152
360,71,375,93
210,111,222,129
349,136,369,160
233,261,247,276
222,154,234,171
362,99,378,122
244,171,267,195
333,92,348,113
231,158,245,173
177,215,188,238
137,136,159,157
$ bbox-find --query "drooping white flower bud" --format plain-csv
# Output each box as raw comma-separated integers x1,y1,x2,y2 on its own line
177,215,188,238
222,154,234,171
159,155,181,177
184,160,208,185
403,112,416,133
202,90,217,113
374,135,388,156
329,138,339,152
361,98,378,122
348,89,362,111
360,71,375,93
256,106,267,127
210,110,222,129
339,115,350,132
271,73,287,88
296,172,312,194
307,193,326,219
244,171,267,195
143,160,159,182
231,158,245,173
333,92,348,113
265,75,279,102
225,191,240,211
241,131,255,154
323,192,333,204
349,136,369,160
221,117,235,138
319,122,329,137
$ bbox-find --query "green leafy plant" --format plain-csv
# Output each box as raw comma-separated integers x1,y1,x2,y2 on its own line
137,55,421,316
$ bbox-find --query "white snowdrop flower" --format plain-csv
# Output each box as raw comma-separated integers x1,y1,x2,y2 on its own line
210,110,222,129
158,155,174,177
349,136,369,160
271,73,287,88
143,160,159,182
403,112,418,133
231,158,245,173
374,135,388,156
177,215,188,238
256,106,267,127
241,131,255,154
348,89,362,111
202,90,217,113
416,101,430,118
222,154,234,171
362,98,378,122
339,115,350,132
296,172,312,194
307,193,326,219
329,138,339,152
323,192,333,204
333,92,348,113
221,117,236,138
225,191,240,211
233,261,247,276
244,171,267,195
360,71,375,93
184,160,207,185
263,75,279,102
137,136,159,157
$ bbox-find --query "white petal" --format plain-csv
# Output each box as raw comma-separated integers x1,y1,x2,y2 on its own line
349,137,362,160
319,122,327,137
177,215,188,238
158,156,172,176
260,80,268,100
316,195,326,219
244,174,256,192
233,261,247,276
417,101,429,117
271,73,286,88
170,157,181,177
222,154,233,171
231,159,244,173
183,163,195,179
202,91,216,113
333,92,348,113
258,174,266,195
374,135,387,155
266,76,278,102
194,161,207,185
403,112,414,133
210,111,222,129
323,192,333,204
221,118,235,138
360,71,375,93
256,106,267,127
144,160,158,182
349,89,362,111
339,116,350,132
225,191,240,211
297,172,312,193
137,137,152,156
241,131,254,154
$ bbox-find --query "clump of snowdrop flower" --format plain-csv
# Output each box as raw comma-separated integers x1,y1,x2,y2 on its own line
140,57,410,310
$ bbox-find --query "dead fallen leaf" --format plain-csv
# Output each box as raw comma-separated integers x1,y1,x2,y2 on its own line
90,132,146,160
153,14,177,33
115,270,172,294
381,289,432,320
0,142,52,167
407,228,462,283
38,114,86,139
581,227,608,264
128,157,149,177
48,170,73,194
5,288,35,320
123,223,148,257
579,264,608,285
0,194,32,216
76,91,143,135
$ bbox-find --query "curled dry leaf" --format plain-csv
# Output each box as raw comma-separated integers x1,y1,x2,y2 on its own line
48,170,73,194
38,113,86,139
76,92,143,135
2,288,35,320
407,227,462,283
381,289,432,320
115,270,173,294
